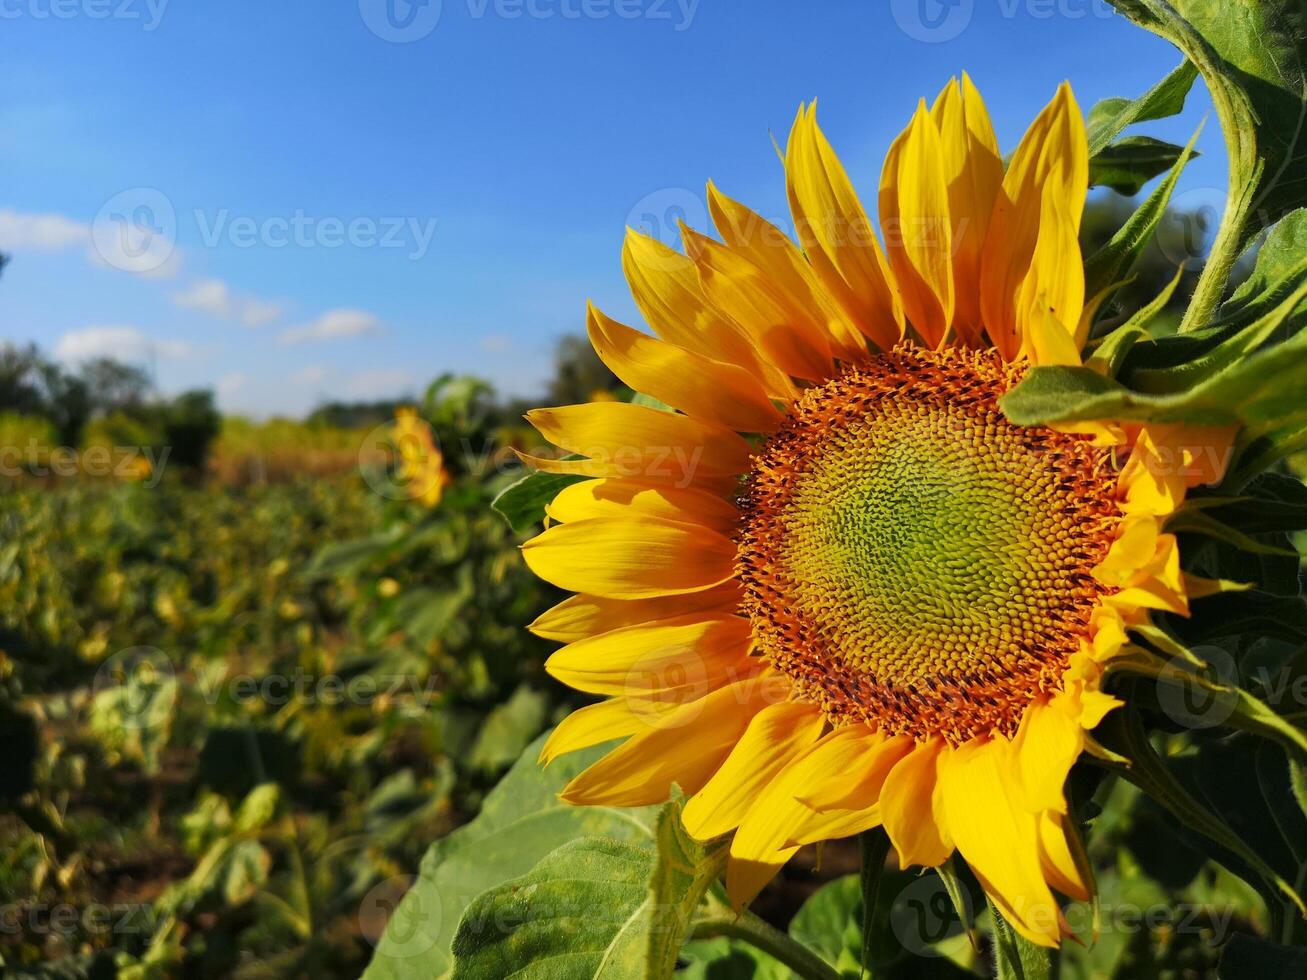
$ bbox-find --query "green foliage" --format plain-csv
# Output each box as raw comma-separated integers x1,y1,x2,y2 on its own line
363,735,659,980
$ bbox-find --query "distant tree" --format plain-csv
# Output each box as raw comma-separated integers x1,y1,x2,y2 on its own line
306,400,408,429
547,335,620,406
76,358,152,414
156,389,221,471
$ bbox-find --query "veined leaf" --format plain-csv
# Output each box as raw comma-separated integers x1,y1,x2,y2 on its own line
1002,320,1307,430
1086,59,1198,156
361,734,658,980
449,801,725,979
491,468,585,533
1083,125,1200,302
1107,0,1307,329
1090,136,1194,196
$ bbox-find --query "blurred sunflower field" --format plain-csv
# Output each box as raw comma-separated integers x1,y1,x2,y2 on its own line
0,367,592,978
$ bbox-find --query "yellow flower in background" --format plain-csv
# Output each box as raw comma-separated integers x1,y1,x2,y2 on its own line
518,78,1235,947
392,407,450,509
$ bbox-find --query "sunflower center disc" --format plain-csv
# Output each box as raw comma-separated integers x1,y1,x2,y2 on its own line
738,346,1122,742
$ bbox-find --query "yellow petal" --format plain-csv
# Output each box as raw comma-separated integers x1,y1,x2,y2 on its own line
880,100,954,348
785,103,902,349
1017,180,1086,357
586,302,782,433
526,402,752,488
1011,698,1082,813
545,477,741,532
981,83,1088,361
527,582,742,642
539,698,649,766
682,699,824,840
1093,515,1162,588
1026,304,1084,367
879,737,953,867
521,516,736,598
706,183,866,362
1038,811,1092,903
726,727,878,907
621,229,794,398
681,224,834,382
936,738,1062,946
789,732,915,847
1118,426,1187,518
545,614,754,696
798,731,913,812
931,74,1003,346
560,675,774,807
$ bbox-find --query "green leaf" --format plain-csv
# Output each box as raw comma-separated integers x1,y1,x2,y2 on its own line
1086,59,1198,156
1219,934,1307,978
1087,268,1185,376
646,802,729,971
491,468,584,533
1106,0,1307,330
450,837,657,979
467,685,550,772
1090,136,1194,196
1167,508,1301,557
362,733,658,980
232,783,280,833
1198,472,1307,533
1094,701,1307,917
449,801,725,980
676,938,789,979
1001,320,1307,430
788,875,864,976
1220,210,1307,329
1083,126,1201,302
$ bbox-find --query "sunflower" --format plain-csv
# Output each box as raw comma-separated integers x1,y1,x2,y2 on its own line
519,78,1234,947
393,406,450,508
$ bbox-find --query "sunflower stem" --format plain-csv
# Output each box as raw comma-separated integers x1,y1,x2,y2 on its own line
690,910,842,980
987,897,1056,980
858,829,891,975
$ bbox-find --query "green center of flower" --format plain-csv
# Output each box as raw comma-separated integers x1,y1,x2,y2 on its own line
737,346,1121,742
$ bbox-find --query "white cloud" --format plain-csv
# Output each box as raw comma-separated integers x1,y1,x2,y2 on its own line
54,325,194,363
291,364,329,386
0,208,88,250
173,278,233,317
0,207,182,279
239,297,283,327
480,334,511,353
278,308,382,346
216,372,247,399
344,368,414,399
172,278,284,327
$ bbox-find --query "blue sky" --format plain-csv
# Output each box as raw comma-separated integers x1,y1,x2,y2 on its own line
0,0,1222,417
